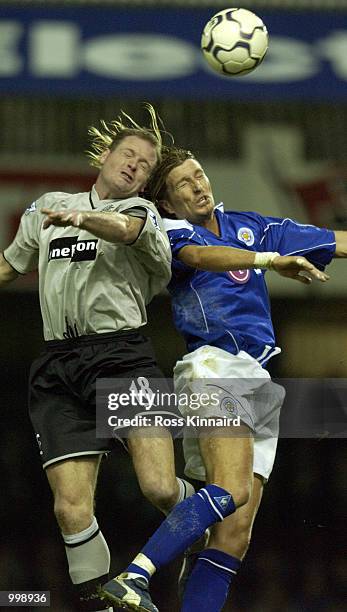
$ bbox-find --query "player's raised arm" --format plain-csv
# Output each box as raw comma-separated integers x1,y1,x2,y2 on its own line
178,244,256,271
0,253,19,287
178,244,329,283
41,208,145,244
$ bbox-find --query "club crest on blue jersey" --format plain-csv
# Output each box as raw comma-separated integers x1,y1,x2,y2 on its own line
237,227,254,246
227,270,250,284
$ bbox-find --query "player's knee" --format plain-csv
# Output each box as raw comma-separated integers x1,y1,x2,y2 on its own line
140,479,178,513
54,492,93,533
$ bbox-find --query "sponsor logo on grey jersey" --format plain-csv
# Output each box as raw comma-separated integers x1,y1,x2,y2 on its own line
48,237,98,261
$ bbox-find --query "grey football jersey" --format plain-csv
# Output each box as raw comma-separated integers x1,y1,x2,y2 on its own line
4,186,171,340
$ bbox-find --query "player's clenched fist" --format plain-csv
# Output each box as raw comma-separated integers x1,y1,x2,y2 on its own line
41,208,86,229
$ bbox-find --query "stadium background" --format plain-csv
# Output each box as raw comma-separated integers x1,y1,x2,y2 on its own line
0,0,345,610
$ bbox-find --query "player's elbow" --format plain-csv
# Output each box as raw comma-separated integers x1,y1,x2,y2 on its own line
0,255,19,287
180,247,203,270
111,217,132,243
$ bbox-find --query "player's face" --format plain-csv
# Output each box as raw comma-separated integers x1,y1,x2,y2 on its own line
97,135,158,199
164,159,215,224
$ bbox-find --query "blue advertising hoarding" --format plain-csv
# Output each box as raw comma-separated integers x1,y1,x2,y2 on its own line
0,7,346,99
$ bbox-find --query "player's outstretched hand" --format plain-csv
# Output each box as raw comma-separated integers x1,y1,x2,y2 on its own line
271,256,329,284
41,208,86,229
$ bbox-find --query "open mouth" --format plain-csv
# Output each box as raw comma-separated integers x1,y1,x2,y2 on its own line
121,171,133,183
196,195,209,205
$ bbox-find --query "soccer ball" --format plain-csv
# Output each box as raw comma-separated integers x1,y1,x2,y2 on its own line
201,8,268,77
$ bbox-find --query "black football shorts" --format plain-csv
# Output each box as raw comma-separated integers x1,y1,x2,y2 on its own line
29,330,168,468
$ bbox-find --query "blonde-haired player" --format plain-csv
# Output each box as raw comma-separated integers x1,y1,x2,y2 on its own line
0,106,196,612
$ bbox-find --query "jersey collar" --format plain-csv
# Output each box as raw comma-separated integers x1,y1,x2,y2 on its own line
215,201,224,212
163,218,194,231
163,202,224,232
89,185,126,209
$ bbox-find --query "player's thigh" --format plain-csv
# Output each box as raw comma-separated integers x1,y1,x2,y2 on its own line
208,474,264,559
198,425,254,494
46,455,102,504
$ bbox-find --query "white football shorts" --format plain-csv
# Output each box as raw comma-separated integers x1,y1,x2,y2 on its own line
174,345,285,482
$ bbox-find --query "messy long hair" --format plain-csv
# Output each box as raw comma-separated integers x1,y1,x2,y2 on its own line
145,146,195,216
86,103,164,169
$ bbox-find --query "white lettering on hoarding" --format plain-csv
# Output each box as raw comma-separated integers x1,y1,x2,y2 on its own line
0,21,23,76
318,31,347,80
235,37,319,82
0,20,346,83
29,21,80,77
84,34,197,79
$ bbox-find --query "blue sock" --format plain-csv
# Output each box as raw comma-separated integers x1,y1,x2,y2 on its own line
126,485,236,581
182,548,241,612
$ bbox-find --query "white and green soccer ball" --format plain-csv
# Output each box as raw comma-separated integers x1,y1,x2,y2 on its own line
201,8,269,77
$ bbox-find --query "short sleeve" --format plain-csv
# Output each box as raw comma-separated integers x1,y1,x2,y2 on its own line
169,228,205,257
126,205,172,294
165,225,206,276
3,198,43,274
122,206,147,220
258,216,336,269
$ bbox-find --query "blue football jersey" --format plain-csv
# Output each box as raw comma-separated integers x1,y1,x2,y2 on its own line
164,204,336,366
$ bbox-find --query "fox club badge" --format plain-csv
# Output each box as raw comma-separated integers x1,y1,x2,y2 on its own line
237,227,254,246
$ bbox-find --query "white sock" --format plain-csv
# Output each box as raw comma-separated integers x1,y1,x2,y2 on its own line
162,477,195,516
176,477,195,504
63,516,110,584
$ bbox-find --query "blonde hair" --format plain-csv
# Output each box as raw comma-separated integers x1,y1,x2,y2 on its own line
87,103,163,169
